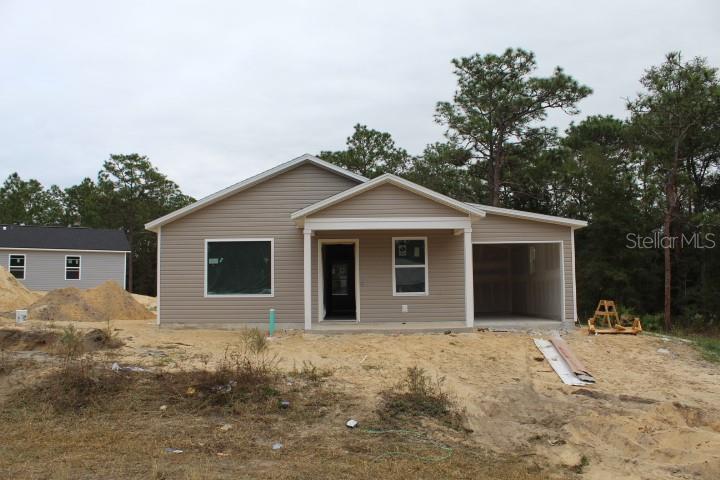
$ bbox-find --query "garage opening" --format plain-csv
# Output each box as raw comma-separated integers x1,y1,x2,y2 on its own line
473,243,563,322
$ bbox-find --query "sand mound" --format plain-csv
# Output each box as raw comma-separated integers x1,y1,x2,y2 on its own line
27,281,156,322
0,266,39,312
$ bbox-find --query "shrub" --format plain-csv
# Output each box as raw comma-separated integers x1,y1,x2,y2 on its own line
379,366,465,429
57,324,85,362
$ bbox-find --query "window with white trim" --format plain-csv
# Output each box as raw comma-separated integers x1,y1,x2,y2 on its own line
9,254,25,279
65,256,81,280
393,238,428,295
206,239,273,296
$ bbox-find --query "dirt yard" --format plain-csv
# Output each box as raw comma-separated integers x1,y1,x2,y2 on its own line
1,316,718,479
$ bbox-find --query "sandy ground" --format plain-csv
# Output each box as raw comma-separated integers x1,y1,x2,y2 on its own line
2,317,719,479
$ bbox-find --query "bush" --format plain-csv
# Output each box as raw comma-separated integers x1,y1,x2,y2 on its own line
19,357,134,412
640,313,664,332
161,333,280,410
379,366,465,429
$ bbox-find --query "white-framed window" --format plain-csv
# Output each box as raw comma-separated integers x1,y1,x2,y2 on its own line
392,237,428,296
8,254,26,280
204,238,274,297
65,255,81,280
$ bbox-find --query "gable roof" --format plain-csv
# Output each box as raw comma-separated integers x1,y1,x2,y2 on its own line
291,173,486,220
465,203,588,228
0,225,130,252
145,154,367,231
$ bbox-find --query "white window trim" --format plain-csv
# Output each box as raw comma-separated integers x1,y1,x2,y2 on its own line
8,253,26,280
392,237,429,296
64,255,82,281
204,238,275,298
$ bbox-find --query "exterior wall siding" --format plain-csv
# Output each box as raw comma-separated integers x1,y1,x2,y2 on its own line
311,183,465,218
312,230,465,324
158,163,360,326
0,249,126,291
471,214,576,324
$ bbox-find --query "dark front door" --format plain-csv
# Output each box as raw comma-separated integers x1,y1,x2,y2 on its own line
322,244,356,320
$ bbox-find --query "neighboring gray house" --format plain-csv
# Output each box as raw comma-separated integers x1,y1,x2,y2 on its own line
146,154,587,331
0,225,129,291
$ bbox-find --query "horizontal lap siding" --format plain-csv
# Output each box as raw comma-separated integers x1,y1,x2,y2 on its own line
471,214,575,323
1,249,125,291
311,183,465,217
313,230,464,323
159,164,359,325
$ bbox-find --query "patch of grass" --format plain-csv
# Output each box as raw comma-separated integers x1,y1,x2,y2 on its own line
693,336,720,363
379,366,466,430
161,339,280,411
290,360,334,382
18,357,134,412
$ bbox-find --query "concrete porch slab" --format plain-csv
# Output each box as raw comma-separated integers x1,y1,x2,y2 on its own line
307,321,471,335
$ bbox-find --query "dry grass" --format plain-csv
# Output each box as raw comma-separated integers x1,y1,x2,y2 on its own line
0,349,553,480
379,366,466,430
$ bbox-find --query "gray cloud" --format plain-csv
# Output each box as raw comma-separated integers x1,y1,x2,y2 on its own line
1,0,718,198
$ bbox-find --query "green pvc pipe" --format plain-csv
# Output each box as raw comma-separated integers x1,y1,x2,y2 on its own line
269,308,276,336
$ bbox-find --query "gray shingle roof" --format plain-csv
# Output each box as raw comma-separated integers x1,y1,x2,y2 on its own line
0,225,130,252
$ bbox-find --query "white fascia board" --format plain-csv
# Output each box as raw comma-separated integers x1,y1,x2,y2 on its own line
304,217,472,231
145,154,368,232
291,174,486,220
467,203,588,228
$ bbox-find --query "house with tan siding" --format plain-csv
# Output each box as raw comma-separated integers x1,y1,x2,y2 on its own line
146,154,586,331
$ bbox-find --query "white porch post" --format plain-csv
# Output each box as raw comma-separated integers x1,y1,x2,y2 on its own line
464,228,474,328
304,228,312,330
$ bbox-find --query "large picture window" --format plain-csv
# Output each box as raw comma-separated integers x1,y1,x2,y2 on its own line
9,254,26,280
65,255,81,280
206,239,273,296
392,237,428,295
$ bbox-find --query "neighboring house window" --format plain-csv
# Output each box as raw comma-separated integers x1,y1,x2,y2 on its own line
206,239,273,296
393,237,428,295
8,254,26,279
65,256,81,280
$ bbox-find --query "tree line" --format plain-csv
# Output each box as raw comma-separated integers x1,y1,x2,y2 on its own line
0,155,194,294
2,48,718,331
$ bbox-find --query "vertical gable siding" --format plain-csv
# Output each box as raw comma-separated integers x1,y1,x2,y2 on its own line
471,214,576,323
159,164,360,326
1,250,126,291
310,183,466,218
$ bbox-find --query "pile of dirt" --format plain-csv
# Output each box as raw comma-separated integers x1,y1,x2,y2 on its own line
27,281,156,322
0,266,39,312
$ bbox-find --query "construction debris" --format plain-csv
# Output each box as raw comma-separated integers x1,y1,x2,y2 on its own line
587,300,642,335
534,337,595,386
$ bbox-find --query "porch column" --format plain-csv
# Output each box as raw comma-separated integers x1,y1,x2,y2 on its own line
464,228,474,328
304,228,312,330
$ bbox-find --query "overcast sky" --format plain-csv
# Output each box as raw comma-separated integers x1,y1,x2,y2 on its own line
1,1,718,198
